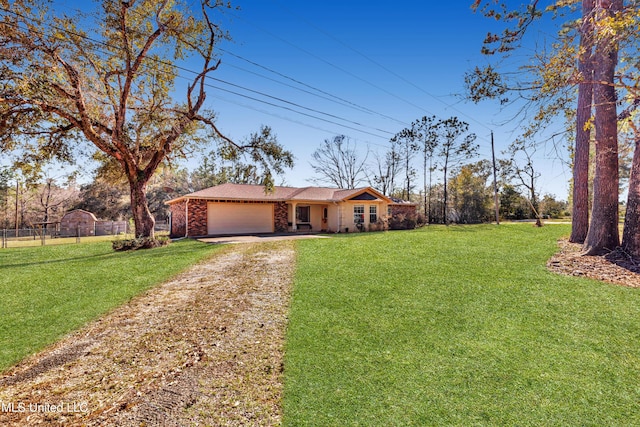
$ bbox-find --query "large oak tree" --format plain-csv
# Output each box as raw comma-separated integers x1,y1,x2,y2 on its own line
0,0,291,238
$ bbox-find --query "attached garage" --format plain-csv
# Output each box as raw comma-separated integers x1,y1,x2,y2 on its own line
167,183,406,238
207,202,274,235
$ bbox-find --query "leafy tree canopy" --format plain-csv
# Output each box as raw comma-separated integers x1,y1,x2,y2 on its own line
0,0,293,238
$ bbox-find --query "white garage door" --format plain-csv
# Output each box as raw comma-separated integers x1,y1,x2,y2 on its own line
207,203,274,235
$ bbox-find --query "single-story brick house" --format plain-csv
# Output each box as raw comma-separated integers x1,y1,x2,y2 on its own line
166,183,416,237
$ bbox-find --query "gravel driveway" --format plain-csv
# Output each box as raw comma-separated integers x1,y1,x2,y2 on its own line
0,241,295,426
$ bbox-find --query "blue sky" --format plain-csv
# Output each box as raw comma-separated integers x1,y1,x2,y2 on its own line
48,0,572,199
203,0,573,199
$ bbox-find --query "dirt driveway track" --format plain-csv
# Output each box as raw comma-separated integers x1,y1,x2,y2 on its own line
0,241,295,426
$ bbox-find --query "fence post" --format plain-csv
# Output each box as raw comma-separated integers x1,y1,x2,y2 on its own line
76,225,81,244
2,229,5,249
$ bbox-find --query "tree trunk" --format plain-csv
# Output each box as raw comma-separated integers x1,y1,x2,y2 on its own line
621,136,640,257
570,0,595,244
583,0,621,255
530,173,538,218
130,178,155,239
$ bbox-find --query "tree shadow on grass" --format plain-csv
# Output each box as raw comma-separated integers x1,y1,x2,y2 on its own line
0,252,119,270
0,243,202,271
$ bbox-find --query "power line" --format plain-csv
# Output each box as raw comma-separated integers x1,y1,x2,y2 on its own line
264,0,498,141
268,0,494,133
208,91,394,150
39,1,414,142
225,8,437,117
203,80,391,139
0,5,396,141
218,48,409,126
53,1,410,130
206,75,394,136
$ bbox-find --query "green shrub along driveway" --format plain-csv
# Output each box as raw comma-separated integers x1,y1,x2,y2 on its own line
284,225,640,426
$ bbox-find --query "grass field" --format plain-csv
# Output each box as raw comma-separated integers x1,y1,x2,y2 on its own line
3,224,640,425
284,224,640,426
0,239,220,371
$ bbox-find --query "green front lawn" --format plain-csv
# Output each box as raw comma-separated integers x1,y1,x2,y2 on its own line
284,225,640,426
0,239,220,371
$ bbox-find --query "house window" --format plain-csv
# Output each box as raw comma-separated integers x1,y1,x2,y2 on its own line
296,205,310,223
369,205,377,223
354,205,364,223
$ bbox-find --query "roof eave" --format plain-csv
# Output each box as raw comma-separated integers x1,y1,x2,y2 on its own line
166,195,287,205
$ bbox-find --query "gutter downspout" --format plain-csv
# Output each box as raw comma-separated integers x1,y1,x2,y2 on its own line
185,199,189,238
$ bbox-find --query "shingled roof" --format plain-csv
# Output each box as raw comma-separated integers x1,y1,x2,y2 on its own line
166,183,392,204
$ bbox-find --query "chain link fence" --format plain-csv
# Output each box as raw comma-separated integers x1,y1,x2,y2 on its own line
1,225,129,248
2,218,170,248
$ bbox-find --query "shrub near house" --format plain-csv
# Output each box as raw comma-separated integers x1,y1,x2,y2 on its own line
388,198,419,230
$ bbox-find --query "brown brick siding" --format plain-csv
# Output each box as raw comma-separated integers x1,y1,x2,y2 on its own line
169,201,186,238
187,199,208,236
274,201,288,232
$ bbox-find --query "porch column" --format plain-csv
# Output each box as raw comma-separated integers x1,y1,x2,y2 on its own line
291,202,297,231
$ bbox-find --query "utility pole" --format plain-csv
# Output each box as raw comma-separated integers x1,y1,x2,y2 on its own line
428,156,432,224
14,179,19,236
491,131,500,225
